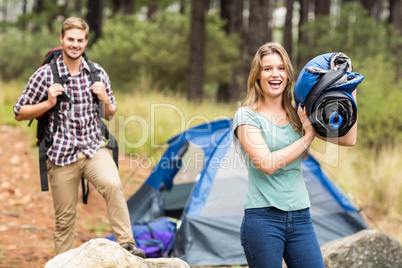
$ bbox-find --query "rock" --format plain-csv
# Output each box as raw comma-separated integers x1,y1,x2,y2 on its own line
45,238,190,268
321,229,402,268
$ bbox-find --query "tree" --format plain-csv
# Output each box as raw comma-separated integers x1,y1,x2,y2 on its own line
73,0,83,14
188,0,207,101
389,0,402,82
389,0,401,31
247,0,271,68
21,0,28,30
111,0,134,15
148,0,158,20
314,0,330,16
361,0,381,19
297,0,310,70
86,0,105,43
283,0,294,60
217,0,244,102
34,0,45,13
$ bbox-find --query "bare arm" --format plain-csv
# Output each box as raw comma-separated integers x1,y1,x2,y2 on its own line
92,81,117,120
236,106,315,175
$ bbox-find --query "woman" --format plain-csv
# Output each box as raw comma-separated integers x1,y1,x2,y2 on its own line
232,42,357,267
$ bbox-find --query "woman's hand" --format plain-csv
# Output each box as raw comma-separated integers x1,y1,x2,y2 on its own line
297,104,316,148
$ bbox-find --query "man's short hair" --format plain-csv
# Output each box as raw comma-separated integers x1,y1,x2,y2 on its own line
61,17,90,39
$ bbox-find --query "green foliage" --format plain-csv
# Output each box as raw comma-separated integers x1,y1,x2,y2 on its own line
17,0,69,32
299,3,389,63
354,55,402,148
88,10,240,93
0,29,60,82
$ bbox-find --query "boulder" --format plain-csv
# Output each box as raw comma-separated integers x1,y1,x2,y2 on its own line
321,229,402,268
45,238,190,268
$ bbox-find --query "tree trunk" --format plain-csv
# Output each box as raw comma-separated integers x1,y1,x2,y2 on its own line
247,0,270,68
389,0,402,82
148,0,157,20
297,0,310,70
217,0,245,103
86,0,105,44
111,0,134,15
314,0,330,16
389,0,401,31
2,0,7,31
34,0,45,13
21,0,28,30
362,0,381,20
217,0,230,102
188,0,207,101
74,0,83,14
179,0,186,14
283,0,294,61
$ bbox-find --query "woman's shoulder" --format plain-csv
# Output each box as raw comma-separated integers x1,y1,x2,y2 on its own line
234,106,257,116
233,106,262,128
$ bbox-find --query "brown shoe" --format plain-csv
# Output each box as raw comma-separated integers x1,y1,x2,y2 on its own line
123,244,146,259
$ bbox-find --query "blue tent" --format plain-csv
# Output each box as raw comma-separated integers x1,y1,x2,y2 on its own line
126,119,368,266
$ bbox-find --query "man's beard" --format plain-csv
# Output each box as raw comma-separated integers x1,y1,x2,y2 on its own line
64,50,83,60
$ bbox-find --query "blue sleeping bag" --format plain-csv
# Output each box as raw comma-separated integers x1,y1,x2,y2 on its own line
294,52,364,137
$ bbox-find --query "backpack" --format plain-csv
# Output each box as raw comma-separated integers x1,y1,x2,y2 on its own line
29,47,118,204
105,217,177,258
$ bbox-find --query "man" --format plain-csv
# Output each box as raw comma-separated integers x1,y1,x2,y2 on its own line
14,17,145,258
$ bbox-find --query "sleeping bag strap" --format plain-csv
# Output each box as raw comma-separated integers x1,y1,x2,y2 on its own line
304,62,348,114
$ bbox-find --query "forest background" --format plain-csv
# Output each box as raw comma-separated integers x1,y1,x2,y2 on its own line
0,0,402,263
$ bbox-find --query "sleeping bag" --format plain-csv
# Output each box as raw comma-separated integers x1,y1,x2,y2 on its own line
294,52,364,137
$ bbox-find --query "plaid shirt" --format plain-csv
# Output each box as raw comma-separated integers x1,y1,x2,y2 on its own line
14,55,116,166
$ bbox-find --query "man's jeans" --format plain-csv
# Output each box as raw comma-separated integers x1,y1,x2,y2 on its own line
241,207,325,268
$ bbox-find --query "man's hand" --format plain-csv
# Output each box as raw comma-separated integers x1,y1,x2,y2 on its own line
47,83,65,107
92,81,108,103
91,81,117,120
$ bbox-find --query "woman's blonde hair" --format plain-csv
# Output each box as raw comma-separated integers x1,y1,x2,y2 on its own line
243,42,302,135
61,17,90,39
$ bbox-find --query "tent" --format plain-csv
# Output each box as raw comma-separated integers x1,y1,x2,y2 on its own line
125,118,369,266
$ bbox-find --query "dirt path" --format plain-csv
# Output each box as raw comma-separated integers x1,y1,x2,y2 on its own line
0,125,150,268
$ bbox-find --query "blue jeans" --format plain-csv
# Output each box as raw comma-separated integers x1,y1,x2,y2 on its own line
240,207,325,268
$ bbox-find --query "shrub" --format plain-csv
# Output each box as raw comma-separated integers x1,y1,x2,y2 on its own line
354,55,402,148
0,29,59,82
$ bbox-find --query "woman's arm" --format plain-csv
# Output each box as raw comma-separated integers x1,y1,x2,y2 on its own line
235,106,315,175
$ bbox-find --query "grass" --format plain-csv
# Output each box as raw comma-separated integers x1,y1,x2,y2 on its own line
312,140,402,244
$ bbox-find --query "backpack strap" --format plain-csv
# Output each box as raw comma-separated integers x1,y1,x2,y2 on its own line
80,57,119,204
37,57,72,192
39,137,50,191
85,57,119,168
